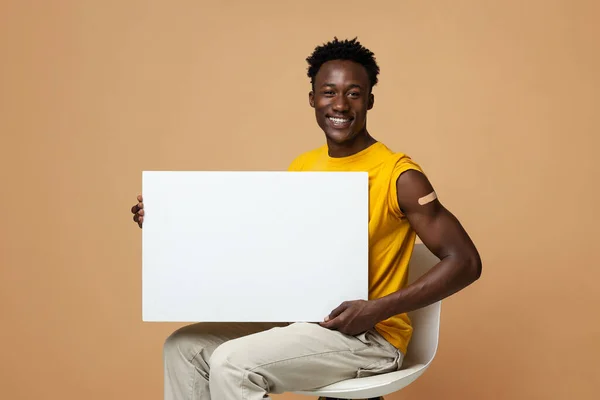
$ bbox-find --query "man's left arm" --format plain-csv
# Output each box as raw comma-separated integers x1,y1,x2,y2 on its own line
320,169,482,335
375,169,482,320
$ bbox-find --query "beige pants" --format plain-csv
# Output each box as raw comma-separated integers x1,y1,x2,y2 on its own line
163,321,404,400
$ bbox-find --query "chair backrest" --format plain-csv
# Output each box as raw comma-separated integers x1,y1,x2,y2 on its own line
403,243,442,367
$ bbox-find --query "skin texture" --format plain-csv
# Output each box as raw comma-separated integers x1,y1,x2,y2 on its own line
130,59,482,337
309,60,377,158
319,169,481,335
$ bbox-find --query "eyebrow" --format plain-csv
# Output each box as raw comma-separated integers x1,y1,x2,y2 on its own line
321,83,363,90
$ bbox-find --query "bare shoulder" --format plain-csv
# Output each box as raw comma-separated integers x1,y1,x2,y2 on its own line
395,169,441,216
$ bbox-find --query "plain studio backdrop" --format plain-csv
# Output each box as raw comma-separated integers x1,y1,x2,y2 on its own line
0,1,598,399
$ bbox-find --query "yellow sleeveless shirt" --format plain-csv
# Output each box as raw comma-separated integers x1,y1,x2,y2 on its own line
288,142,424,354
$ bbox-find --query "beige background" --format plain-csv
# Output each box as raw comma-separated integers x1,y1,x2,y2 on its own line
1,1,598,399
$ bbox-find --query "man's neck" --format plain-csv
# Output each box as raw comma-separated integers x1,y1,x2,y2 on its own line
327,132,377,158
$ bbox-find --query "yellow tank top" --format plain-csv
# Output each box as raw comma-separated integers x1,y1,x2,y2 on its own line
288,142,424,354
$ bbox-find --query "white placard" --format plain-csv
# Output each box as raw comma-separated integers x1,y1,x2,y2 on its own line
142,171,369,322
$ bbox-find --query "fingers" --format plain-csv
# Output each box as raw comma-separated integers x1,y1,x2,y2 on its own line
131,195,144,215
131,194,144,228
133,213,144,228
319,312,344,330
326,302,349,321
319,302,350,330
131,201,144,214
319,320,338,329
132,209,145,222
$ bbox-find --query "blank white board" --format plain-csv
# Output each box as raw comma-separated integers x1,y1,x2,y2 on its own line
142,171,369,322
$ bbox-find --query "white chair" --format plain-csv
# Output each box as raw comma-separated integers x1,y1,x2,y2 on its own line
293,243,442,399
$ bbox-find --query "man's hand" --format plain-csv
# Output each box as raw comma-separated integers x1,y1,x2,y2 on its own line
131,194,144,228
319,299,382,336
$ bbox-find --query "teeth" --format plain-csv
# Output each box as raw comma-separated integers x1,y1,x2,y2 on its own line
329,117,350,124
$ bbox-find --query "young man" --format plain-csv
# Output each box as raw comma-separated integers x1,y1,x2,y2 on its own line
131,37,482,400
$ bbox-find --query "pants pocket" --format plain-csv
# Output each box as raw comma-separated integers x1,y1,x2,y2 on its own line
356,350,403,378
354,330,404,378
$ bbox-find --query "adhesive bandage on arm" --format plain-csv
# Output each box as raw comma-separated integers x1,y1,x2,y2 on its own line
418,191,437,205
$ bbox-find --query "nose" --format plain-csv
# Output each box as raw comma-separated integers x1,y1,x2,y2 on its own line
332,95,350,112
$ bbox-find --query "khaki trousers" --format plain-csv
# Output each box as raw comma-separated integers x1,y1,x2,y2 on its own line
163,322,404,400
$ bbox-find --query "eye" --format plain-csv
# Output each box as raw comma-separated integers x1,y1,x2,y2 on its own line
349,92,361,98
322,90,335,96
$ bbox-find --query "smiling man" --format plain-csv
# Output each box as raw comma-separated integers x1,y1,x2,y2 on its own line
132,37,482,400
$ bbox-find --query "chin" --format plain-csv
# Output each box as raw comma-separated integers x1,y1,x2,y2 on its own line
325,130,356,144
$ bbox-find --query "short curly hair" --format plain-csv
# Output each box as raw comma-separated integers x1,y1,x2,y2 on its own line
306,37,380,91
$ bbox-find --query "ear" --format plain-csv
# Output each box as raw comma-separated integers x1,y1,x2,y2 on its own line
368,93,374,110
309,91,315,108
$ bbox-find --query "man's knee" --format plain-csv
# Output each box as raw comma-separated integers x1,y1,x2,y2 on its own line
209,339,245,373
163,326,203,363
209,339,269,395
163,328,183,360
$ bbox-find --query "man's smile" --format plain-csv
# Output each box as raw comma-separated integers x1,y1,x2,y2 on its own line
327,116,354,128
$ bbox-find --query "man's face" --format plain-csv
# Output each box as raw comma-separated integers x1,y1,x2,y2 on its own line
309,60,374,145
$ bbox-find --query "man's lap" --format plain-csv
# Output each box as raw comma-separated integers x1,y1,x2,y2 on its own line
166,321,403,393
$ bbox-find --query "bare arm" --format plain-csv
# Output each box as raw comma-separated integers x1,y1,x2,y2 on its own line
320,169,481,335
374,169,482,320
